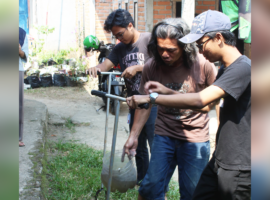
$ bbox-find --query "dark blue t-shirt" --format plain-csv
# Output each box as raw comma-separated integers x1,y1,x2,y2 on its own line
213,55,251,171
107,32,151,96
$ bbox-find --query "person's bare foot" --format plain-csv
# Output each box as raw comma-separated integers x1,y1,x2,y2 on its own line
19,141,25,147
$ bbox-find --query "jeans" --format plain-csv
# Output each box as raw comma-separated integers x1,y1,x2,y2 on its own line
139,134,210,200
129,106,158,183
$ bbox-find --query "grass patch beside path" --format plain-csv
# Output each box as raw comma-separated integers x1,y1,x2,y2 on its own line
64,117,76,133
46,141,180,199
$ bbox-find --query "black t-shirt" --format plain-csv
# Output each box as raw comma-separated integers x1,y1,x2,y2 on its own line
213,55,251,171
107,32,151,96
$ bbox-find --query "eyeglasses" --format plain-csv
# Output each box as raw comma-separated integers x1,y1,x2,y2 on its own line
115,29,127,40
196,38,212,51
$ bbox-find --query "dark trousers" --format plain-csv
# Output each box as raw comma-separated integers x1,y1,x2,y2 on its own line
192,156,251,200
129,106,157,183
19,71,24,141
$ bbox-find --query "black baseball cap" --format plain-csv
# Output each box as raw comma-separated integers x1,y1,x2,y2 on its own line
180,10,231,44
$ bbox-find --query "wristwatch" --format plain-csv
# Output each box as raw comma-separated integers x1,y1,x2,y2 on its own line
149,93,159,104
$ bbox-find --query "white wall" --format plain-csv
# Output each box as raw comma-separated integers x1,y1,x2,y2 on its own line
29,0,77,51
47,0,77,50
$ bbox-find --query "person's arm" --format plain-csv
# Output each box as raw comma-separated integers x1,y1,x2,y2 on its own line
154,85,227,109
19,44,25,59
19,35,28,62
96,59,114,72
87,43,120,77
193,101,219,113
144,76,219,113
127,82,227,110
87,58,114,78
122,106,152,160
121,32,152,79
122,59,154,160
121,65,144,79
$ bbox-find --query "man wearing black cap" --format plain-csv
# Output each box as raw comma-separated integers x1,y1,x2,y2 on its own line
125,10,251,200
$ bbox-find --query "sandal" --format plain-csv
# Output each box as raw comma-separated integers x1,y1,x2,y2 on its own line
19,141,25,147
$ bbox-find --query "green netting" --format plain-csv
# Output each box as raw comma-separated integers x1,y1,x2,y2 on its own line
239,16,251,42
221,0,239,25
220,0,251,43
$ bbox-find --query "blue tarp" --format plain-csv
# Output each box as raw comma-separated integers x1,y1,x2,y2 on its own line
19,0,29,34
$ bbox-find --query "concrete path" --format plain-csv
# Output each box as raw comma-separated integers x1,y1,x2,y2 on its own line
19,100,48,199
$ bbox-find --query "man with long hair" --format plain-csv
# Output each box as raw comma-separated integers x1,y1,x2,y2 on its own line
122,18,217,200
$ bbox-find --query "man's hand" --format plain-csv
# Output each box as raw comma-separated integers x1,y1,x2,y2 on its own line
87,66,101,78
144,81,174,95
86,59,114,78
19,44,25,58
126,95,150,109
121,65,141,79
121,136,138,162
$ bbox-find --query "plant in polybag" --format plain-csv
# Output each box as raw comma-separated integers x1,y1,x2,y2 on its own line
101,149,137,193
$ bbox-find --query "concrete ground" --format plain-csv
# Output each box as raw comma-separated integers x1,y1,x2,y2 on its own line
19,85,218,199
19,100,48,199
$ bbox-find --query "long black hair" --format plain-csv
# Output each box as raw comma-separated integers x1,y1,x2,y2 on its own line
147,18,197,68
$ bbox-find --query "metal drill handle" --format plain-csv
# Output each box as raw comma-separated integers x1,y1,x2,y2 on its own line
91,90,149,109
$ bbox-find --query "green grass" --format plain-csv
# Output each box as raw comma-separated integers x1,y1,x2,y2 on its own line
24,87,44,94
64,117,76,133
46,141,180,200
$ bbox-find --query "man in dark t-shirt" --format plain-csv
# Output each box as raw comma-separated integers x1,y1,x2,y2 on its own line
125,10,251,200
88,9,157,185
107,32,151,96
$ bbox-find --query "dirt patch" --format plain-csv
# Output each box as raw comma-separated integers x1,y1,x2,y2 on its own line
24,80,131,152
24,78,97,101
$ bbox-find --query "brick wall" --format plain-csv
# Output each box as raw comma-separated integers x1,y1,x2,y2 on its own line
95,0,113,43
112,0,146,32
152,0,217,25
153,1,172,24
92,0,217,45
127,1,133,17
137,0,146,32
94,0,147,42
127,1,134,18
195,0,216,14
112,0,119,11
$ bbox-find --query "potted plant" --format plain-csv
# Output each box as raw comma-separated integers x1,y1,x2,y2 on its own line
63,59,69,65
53,72,66,87
40,73,53,87
76,56,88,84
26,69,41,89
65,66,77,87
